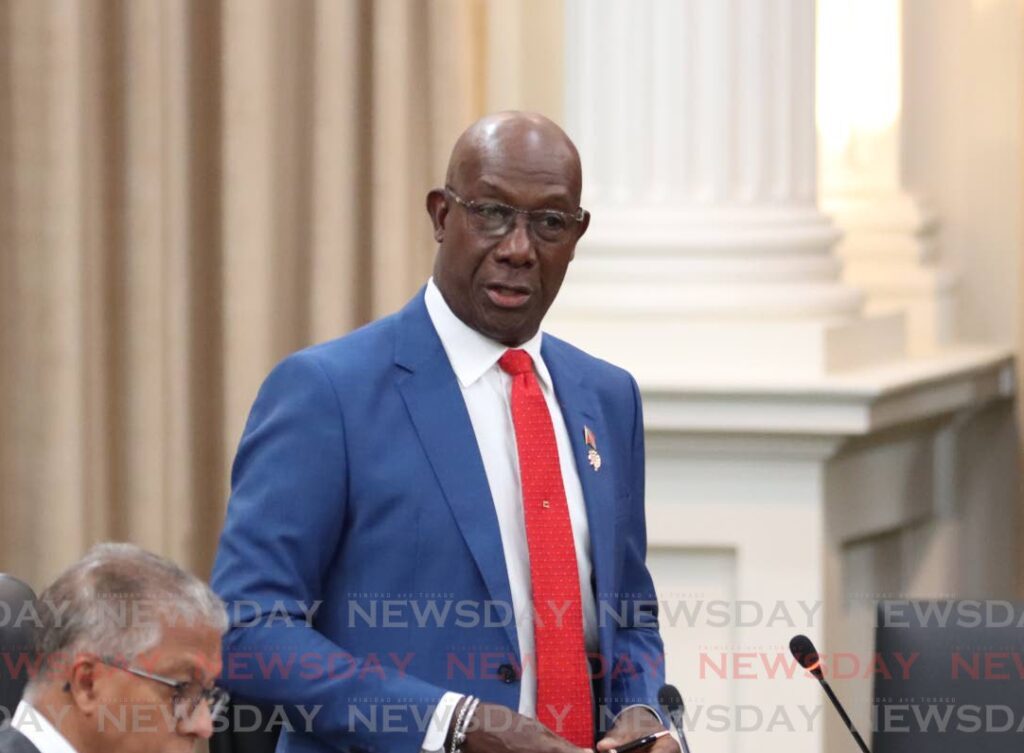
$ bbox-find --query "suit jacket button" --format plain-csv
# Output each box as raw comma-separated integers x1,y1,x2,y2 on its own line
498,664,517,683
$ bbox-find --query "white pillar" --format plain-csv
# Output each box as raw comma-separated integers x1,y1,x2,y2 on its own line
817,0,958,355
550,0,905,382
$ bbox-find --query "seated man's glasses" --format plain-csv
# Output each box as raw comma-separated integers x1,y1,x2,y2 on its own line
99,658,230,721
444,185,586,244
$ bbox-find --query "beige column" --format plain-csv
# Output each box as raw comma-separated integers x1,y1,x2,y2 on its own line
818,0,958,355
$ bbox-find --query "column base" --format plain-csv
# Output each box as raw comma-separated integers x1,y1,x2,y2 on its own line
825,191,959,355
843,262,959,356
545,309,906,382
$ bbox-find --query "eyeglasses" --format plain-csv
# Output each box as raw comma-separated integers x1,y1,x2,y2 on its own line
444,185,586,243
99,658,230,721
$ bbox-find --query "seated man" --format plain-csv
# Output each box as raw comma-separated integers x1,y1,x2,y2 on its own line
0,543,228,753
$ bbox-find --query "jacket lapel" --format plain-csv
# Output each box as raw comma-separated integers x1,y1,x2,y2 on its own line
541,338,618,669
393,292,520,655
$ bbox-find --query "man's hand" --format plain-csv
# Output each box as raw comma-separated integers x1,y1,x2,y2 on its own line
457,701,591,753
595,707,679,753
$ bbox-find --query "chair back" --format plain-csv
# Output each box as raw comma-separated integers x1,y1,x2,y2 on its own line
873,599,1024,752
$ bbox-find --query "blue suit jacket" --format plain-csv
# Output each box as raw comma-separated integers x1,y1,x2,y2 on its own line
212,290,665,753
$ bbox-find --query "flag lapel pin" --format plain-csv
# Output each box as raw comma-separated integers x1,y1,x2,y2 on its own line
583,425,601,471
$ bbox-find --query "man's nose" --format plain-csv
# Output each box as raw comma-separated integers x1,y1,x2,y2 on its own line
495,214,535,265
178,703,215,739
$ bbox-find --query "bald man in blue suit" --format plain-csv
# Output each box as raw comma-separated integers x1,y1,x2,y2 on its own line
212,112,673,753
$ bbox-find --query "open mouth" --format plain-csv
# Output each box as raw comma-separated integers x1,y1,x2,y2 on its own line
485,283,532,309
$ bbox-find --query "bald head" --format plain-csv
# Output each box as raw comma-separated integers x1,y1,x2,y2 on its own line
445,111,583,204
426,111,589,347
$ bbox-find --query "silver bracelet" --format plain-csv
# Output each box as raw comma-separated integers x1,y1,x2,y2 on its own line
449,695,478,753
461,696,481,734
458,697,481,752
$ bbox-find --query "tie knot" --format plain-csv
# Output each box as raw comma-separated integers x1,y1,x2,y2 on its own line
498,349,534,376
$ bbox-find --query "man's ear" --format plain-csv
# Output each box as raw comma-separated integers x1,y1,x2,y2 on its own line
67,655,102,715
426,189,449,244
577,209,591,241
569,210,591,260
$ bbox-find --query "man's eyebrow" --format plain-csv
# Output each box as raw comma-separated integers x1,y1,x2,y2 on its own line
475,179,575,207
157,659,207,681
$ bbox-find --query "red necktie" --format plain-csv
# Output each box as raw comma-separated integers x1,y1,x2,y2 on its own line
498,348,593,746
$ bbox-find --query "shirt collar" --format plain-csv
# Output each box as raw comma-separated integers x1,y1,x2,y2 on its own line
424,278,552,391
13,700,80,753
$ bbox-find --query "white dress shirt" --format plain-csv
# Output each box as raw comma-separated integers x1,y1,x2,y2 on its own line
12,701,79,753
420,278,598,750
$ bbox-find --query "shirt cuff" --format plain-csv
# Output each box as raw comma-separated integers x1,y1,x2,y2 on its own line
421,691,465,753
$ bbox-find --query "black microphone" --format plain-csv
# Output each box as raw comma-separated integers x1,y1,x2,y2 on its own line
789,635,870,753
657,684,692,753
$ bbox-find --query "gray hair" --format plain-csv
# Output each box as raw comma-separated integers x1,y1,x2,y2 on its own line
26,542,227,691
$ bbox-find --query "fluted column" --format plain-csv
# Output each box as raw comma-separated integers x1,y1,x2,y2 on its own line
550,0,905,381
817,0,958,355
